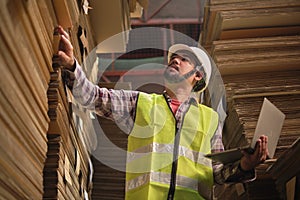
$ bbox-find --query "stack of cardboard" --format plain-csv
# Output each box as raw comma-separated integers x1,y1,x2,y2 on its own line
91,82,131,200
200,0,300,199
0,0,98,199
201,0,300,47
43,0,97,199
0,0,50,199
267,138,300,200
223,70,300,154
44,67,94,199
210,36,300,76
210,37,300,156
91,118,127,200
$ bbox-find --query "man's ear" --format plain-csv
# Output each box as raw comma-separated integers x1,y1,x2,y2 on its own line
195,70,203,81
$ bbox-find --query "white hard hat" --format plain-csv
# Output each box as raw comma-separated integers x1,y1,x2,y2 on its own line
168,44,212,86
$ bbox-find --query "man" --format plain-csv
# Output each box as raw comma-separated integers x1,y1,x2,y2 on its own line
55,26,268,200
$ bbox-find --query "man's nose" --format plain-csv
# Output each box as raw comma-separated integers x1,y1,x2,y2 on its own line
170,57,180,65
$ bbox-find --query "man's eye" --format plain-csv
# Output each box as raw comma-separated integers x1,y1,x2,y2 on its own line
181,57,189,62
170,56,177,61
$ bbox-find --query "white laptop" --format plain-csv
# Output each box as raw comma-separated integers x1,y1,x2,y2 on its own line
205,98,285,164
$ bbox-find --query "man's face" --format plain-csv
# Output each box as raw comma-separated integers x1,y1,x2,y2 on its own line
164,51,197,84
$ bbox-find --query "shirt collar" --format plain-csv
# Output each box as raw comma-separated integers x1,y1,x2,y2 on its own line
163,91,198,106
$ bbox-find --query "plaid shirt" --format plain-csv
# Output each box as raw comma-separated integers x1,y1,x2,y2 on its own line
64,62,255,187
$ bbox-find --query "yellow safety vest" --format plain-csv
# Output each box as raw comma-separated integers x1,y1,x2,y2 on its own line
126,93,219,200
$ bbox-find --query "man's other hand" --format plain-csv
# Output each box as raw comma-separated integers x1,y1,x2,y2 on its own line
240,135,269,171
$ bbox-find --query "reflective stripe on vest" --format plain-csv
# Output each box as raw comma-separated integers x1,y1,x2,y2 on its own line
126,93,219,200
127,142,212,168
126,172,198,191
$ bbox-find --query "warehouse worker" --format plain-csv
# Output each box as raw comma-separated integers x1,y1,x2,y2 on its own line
55,26,268,200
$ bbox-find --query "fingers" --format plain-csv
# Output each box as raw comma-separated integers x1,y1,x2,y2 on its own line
54,26,72,53
60,34,73,52
255,135,268,163
260,135,269,161
240,135,269,171
254,139,262,157
57,50,75,69
53,26,74,69
56,25,70,40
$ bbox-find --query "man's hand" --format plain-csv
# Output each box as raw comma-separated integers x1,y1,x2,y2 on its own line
240,135,269,171
53,26,75,70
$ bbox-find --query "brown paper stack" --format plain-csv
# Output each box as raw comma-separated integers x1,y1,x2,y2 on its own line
223,70,300,157
201,0,300,47
200,0,300,199
0,0,50,199
1,0,141,199
43,67,93,199
90,82,131,200
267,138,300,199
209,36,300,158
